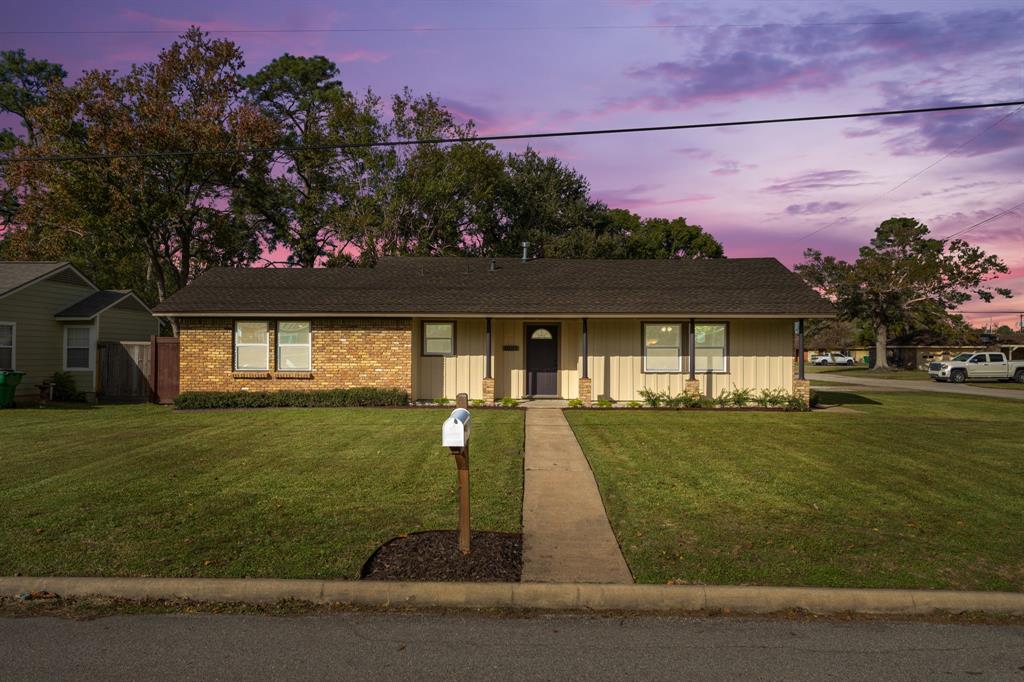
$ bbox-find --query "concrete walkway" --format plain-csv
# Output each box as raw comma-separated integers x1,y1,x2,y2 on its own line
520,402,633,584
813,373,1024,400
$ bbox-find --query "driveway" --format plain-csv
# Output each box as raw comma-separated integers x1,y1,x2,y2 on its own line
813,373,1024,400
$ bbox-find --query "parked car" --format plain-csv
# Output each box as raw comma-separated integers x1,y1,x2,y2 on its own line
811,352,856,366
928,352,1024,383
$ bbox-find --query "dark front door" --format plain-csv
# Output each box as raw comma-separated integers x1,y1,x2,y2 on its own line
526,325,559,396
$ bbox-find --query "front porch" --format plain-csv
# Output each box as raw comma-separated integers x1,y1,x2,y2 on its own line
411,317,809,404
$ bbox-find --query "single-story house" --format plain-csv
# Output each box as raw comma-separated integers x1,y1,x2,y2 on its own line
152,257,835,405
0,261,159,398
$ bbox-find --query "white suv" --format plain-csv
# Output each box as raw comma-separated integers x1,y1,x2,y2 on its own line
811,352,856,366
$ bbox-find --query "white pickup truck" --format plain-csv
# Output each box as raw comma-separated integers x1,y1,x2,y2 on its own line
811,352,857,366
928,352,1024,384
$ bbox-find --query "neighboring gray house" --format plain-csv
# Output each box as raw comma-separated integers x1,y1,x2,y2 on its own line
0,261,159,398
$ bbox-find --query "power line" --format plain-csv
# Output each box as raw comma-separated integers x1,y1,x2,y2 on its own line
940,200,1024,241
0,20,935,36
5,100,1022,164
793,103,1024,243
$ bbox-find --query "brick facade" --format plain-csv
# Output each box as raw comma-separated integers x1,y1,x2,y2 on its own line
578,377,593,406
178,317,412,394
793,378,811,407
481,377,495,404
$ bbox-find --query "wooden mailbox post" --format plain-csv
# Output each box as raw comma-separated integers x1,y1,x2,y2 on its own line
443,393,472,554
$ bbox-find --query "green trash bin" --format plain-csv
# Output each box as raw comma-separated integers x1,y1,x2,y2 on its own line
0,370,26,408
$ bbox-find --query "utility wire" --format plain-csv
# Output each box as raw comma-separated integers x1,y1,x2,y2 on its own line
0,20,934,36
793,103,1024,242
941,200,1024,241
5,100,1023,164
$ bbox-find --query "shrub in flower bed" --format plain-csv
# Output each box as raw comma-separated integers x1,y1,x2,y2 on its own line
174,388,409,410
637,386,808,411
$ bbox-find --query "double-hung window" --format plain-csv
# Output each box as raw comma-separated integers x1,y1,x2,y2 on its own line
423,321,455,356
643,322,682,373
277,321,312,371
235,321,269,371
0,322,14,370
64,326,93,370
695,322,728,372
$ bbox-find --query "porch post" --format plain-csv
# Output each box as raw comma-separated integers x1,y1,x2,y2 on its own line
684,318,700,397
482,317,495,403
582,318,589,379
485,317,492,379
797,318,805,380
578,318,593,406
688,318,696,380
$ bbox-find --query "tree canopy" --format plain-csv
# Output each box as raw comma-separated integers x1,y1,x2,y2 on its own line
796,217,1011,369
0,29,724,318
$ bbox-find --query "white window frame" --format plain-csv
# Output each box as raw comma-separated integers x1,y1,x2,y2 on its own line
276,321,312,372
234,321,270,371
694,321,729,374
0,321,15,370
422,321,456,357
63,325,94,371
642,321,683,373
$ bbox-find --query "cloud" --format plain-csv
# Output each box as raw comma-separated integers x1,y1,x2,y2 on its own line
628,51,836,107
335,50,388,64
619,7,1024,112
673,147,713,159
763,170,875,195
785,201,853,215
593,184,714,212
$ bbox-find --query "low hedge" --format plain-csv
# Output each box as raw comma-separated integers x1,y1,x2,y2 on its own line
173,388,409,410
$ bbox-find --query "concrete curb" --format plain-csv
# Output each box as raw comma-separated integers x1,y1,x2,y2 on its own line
2,577,1023,615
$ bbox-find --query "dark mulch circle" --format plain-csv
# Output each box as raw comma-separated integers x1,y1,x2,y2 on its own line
361,531,522,582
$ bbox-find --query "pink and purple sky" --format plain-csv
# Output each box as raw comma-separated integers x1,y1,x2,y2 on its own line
5,0,1023,327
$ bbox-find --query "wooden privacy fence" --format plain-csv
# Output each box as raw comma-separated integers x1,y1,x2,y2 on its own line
97,336,179,403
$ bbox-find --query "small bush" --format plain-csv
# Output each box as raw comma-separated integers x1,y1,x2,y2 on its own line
567,398,585,408
499,397,520,408
595,399,615,408
470,399,486,408
49,371,85,402
174,388,410,410
754,388,789,408
638,387,665,407
626,401,642,408
785,392,811,412
434,397,450,406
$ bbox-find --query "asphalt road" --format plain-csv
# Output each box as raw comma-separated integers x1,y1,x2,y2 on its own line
811,372,1024,400
2,612,1022,680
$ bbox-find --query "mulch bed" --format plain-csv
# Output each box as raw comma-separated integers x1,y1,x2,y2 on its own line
361,531,522,582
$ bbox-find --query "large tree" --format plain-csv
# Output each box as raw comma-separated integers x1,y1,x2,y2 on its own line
239,54,383,267
10,29,276,327
796,217,1010,369
0,49,67,234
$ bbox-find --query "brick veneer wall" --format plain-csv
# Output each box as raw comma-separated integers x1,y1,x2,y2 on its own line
178,318,412,394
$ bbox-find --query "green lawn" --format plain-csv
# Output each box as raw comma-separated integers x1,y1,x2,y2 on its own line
566,392,1024,591
0,405,524,579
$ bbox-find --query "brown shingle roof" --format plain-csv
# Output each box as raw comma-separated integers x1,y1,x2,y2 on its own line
152,257,835,317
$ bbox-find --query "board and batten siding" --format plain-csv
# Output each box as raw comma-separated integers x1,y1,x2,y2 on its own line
0,277,95,395
587,318,794,401
412,317,794,401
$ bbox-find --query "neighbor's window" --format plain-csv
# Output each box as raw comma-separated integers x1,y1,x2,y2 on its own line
643,323,682,373
235,321,269,370
277,321,312,371
695,322,728,372
64,326,92,370
423,321,455,356
0,323,13,370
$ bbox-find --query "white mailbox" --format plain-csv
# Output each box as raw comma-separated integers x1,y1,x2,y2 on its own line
442,408,472,448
